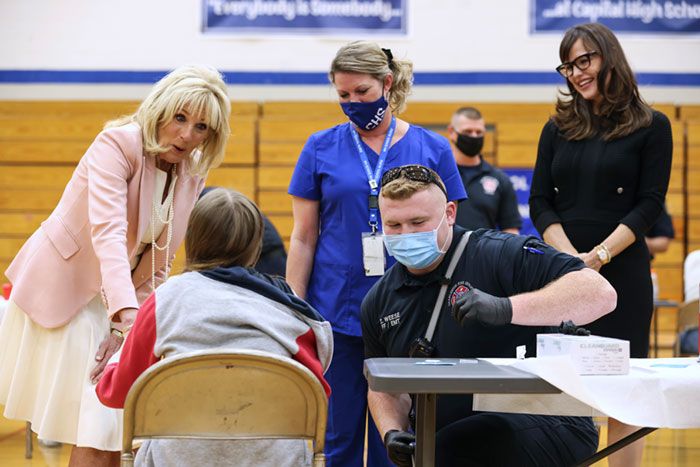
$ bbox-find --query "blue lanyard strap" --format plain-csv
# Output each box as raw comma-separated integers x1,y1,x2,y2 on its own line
349,116,396,232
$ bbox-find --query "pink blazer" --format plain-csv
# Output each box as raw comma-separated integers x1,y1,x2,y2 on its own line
6,123,205,328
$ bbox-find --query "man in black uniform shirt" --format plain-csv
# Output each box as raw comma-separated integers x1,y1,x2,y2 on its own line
447,107,521,233
361,165,617,466
645,205,675,260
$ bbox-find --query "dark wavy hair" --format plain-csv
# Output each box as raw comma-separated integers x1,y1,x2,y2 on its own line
553,23,652,141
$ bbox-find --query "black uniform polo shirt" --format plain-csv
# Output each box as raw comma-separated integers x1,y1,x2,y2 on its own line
647,207,674,240
646,207,674,260
455,160,522,231
361,226,584,429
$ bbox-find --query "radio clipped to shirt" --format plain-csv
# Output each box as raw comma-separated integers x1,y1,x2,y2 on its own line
362,232,385,276
408,231,472,358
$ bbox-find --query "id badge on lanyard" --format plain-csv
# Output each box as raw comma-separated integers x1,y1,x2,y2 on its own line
349,117,396,277
362,232,385,276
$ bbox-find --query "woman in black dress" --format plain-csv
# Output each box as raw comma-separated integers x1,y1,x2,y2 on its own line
529,23,672,467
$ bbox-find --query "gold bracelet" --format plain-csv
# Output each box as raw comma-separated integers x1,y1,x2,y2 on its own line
110,328,125,339
595,243,612,265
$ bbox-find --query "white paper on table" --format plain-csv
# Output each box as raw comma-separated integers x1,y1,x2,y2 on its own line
473,357,700,429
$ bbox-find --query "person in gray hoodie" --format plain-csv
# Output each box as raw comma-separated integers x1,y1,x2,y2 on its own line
96,188,333,467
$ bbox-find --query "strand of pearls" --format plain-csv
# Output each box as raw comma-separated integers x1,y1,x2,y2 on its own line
151,163,176,292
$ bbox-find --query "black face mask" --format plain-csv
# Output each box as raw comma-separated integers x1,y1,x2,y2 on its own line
455,133,484,157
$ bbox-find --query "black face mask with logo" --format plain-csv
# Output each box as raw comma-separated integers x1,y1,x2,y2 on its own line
455,133,484,157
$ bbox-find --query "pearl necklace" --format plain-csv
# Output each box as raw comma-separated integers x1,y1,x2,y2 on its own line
151,163,176,292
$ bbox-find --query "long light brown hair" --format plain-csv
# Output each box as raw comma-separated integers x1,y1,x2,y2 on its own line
184,188,263,272
553,23,652,141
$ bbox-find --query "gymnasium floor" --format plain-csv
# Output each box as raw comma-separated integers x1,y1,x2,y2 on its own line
1,413,699,466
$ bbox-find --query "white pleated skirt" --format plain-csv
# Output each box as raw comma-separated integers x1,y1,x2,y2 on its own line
0,295,123,451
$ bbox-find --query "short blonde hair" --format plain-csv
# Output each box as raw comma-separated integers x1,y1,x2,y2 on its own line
330,41,413,114
380,166,447,201
184,188,264,271
106,65,231,176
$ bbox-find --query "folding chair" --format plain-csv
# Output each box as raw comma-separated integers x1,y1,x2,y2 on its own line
121,349,327,467
674,299,699,356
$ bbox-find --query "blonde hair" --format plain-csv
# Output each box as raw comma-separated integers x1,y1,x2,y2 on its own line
184,188,264,271
106,65,231,176
330,41,413,114
380,173,446,202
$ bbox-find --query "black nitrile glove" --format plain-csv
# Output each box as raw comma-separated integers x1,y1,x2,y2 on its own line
558,320,591,336
451,283,513,327
384,430,415,467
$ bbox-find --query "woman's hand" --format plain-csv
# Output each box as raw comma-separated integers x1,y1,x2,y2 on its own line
90,307,138,384
576,251,602,272
90,331,123,384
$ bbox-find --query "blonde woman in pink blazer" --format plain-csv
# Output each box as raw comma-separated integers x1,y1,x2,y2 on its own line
0,65,231,467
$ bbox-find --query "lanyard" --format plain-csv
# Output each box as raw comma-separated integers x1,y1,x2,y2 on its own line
349,116,396,232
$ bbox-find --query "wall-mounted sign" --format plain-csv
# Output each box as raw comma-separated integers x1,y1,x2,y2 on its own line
531,0,700,33
203,0,407,35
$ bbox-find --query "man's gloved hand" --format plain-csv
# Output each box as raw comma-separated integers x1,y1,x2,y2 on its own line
384,429,415,467
558,320,591,336
451,283,513,327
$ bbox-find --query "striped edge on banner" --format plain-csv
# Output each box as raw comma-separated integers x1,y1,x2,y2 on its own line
1,70,699,86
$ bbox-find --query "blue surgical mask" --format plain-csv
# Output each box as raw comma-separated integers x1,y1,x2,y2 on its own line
383,214,448,270
340,94,388,131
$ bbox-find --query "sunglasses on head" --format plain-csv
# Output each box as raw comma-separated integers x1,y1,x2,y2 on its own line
380,164,447,197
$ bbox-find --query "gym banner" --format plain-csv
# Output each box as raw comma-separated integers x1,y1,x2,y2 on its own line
202,0,407,35
531,0,700,33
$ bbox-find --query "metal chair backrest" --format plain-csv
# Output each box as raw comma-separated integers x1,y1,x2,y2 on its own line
674,299,699,356
121,349,327,466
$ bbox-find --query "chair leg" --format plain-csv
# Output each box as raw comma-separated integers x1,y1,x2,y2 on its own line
25,421,33,459
313,452,326,467
121,451,135,467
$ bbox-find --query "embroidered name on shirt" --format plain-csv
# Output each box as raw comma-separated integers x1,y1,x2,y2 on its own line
380,312,401,330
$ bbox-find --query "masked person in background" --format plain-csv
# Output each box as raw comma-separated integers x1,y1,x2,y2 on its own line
286,41,466,466
447,106,521,234
645,206,674,260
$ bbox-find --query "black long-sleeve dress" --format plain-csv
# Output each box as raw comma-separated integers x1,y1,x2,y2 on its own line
529,111,673,357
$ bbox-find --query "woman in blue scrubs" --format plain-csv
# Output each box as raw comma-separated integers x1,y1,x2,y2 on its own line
287,41,466,466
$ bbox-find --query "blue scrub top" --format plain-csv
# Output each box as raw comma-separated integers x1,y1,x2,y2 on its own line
288,122,467,336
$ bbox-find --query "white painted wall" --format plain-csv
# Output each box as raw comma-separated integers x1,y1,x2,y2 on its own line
1,0,699,102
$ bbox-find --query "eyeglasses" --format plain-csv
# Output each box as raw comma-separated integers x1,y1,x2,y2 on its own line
556,51,599,78
380,164,447,197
